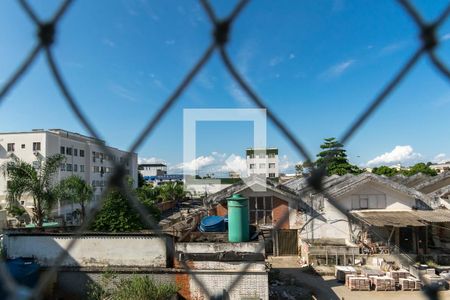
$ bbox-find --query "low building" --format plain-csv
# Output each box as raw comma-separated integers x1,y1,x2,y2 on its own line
138,163,167,177
430,162,450,174
205,176,308,256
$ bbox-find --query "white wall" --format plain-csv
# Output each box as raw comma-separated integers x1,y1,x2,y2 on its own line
4,234,168,267
301,181,417,243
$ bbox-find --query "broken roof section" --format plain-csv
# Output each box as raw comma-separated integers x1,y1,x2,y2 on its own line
352,208,450,227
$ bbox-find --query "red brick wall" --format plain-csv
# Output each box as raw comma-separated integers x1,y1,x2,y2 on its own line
273,197,289,229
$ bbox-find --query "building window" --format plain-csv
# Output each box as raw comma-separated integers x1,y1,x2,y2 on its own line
268,173,276,178
21,144,25,149
92,151,96,162
66,164,73,172
249,164,255,169
259,163,266,169
269,163,275,169
80,165,85,172
268,153,276,158
60,146,65,154
60,163,65,171
249,196,273,225
351,194,386,210
33,142,41,151
73,164,78,172
66,147,72,155
80,149,85,157
73,148,78,156
7,143,15,152
249,154,255,158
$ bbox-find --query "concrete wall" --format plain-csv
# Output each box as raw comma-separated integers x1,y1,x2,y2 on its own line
4,234,169,267
188,270,268,300
175,240,264,254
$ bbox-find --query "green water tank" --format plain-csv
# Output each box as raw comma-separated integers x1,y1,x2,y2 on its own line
227,194,249,242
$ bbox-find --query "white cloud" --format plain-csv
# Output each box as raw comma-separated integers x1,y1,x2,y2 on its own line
109,83,137,102
165,39,175,45
175,155,216,172
367,145,422,166
269,56,283,67
319,59,355,79
288,53,295,60
441,33,450,41
220,154,247,175
434,153,450,164
279,155,296,173
102,38,116,48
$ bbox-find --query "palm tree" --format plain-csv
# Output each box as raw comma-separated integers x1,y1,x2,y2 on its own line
1,154,65,227
55,175,93,222
158,182,187,203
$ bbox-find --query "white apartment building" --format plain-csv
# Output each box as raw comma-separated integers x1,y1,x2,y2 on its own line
138,163,167,177
0,129,138,218
246,148,279,178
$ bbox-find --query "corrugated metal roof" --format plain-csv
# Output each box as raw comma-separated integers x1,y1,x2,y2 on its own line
414,209,450,223
352,209,450,227
351,210,427,227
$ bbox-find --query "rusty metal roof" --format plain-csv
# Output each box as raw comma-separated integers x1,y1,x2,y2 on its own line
352,209,450,227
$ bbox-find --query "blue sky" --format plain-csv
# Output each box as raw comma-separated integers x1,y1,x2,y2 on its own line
1,0,449,175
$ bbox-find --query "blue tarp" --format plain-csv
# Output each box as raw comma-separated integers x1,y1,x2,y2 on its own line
0,258,40,294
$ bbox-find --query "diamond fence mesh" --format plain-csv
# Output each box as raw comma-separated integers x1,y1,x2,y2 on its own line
0,0,449,299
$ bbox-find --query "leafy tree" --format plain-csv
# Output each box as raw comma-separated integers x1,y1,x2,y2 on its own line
90,189,160,232
1,154,65,227
315,137,362,176
402,163,437,177
56,175,93,221
371,166,399,177
158,182,187,203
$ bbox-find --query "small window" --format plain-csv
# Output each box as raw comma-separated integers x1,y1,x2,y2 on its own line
265,197,273,210
257,197,264,209
249,197,256,209
66,148,72,155
268,173,276,178
21,144,25,149
7,143,15,152
66,164,73,172
268,153,276,158
73,164,78,172
33,142,41,151
249,164,255,169
269,163,275,169
73,148,78,156
80,165,85,172
259,163,266,169
60,146,65,154
60,163,65,171
80,149,85,157
360,197,369,209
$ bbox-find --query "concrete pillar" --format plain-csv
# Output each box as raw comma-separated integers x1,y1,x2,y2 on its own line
394,227,400,253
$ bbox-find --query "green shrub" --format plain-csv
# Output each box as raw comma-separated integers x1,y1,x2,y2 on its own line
87,273,178,300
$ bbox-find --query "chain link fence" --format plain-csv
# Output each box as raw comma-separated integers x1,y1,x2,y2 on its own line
0,0,449,299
